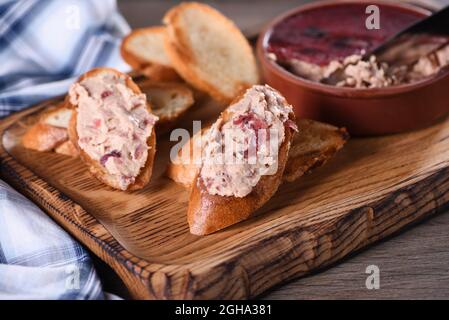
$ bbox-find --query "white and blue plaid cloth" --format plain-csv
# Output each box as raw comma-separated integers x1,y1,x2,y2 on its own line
0,180,104,299
0,0,131,299
0,0,130,117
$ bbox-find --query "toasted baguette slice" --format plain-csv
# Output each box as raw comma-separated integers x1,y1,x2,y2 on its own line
67,68,157,191
55,140,78,157
22,101,71,151
139,80,194,133
22,122,68,152
187,85,296,235
121,27,180,82
23,80,194,157
167,119,348,188
284,119,348,182
163,2,259,102
166,127,206,188
43,103,79,157
41,103,73,128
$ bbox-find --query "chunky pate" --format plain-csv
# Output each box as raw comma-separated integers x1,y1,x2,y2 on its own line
69,72,158,190
324,54,404,88
265,3,448,89
269,42,449,89
199,85,296,198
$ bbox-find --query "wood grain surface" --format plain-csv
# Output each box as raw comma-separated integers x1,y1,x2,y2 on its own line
263,210,449,299
118,0,449,301
2,87,449,298
0,0,446,300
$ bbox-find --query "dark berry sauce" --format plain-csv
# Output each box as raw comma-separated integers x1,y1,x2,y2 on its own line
266,3,425,66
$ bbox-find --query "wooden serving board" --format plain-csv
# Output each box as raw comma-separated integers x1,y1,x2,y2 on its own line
1,94,449,300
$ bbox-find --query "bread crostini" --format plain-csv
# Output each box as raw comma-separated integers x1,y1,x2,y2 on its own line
67,68,158,191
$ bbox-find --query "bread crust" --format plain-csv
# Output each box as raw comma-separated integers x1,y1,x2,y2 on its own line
167,119,348,190
40,101,72,128
121,26,180,82
163,2,259,103
22,122,68,152
187,104,296,235
67,67,156,191
140,64,180,82
55,140,78,157
283,120,349,182
166,127,208,188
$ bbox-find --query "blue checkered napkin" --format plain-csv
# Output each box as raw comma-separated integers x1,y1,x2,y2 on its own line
0,0,131,299
0,0,131,117
0,180,104,299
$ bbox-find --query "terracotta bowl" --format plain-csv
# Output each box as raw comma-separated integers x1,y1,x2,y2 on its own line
257,0,449,135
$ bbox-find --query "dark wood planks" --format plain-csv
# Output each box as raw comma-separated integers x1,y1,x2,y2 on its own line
115,0,449,300
263,208,449,300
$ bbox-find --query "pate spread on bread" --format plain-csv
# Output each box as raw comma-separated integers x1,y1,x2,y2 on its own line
188,85,297,235
23,79,195,157
69,71,158,190
200,85,296,197
167,119,348,189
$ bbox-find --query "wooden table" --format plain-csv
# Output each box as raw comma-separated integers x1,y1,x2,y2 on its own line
111,0,449,299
